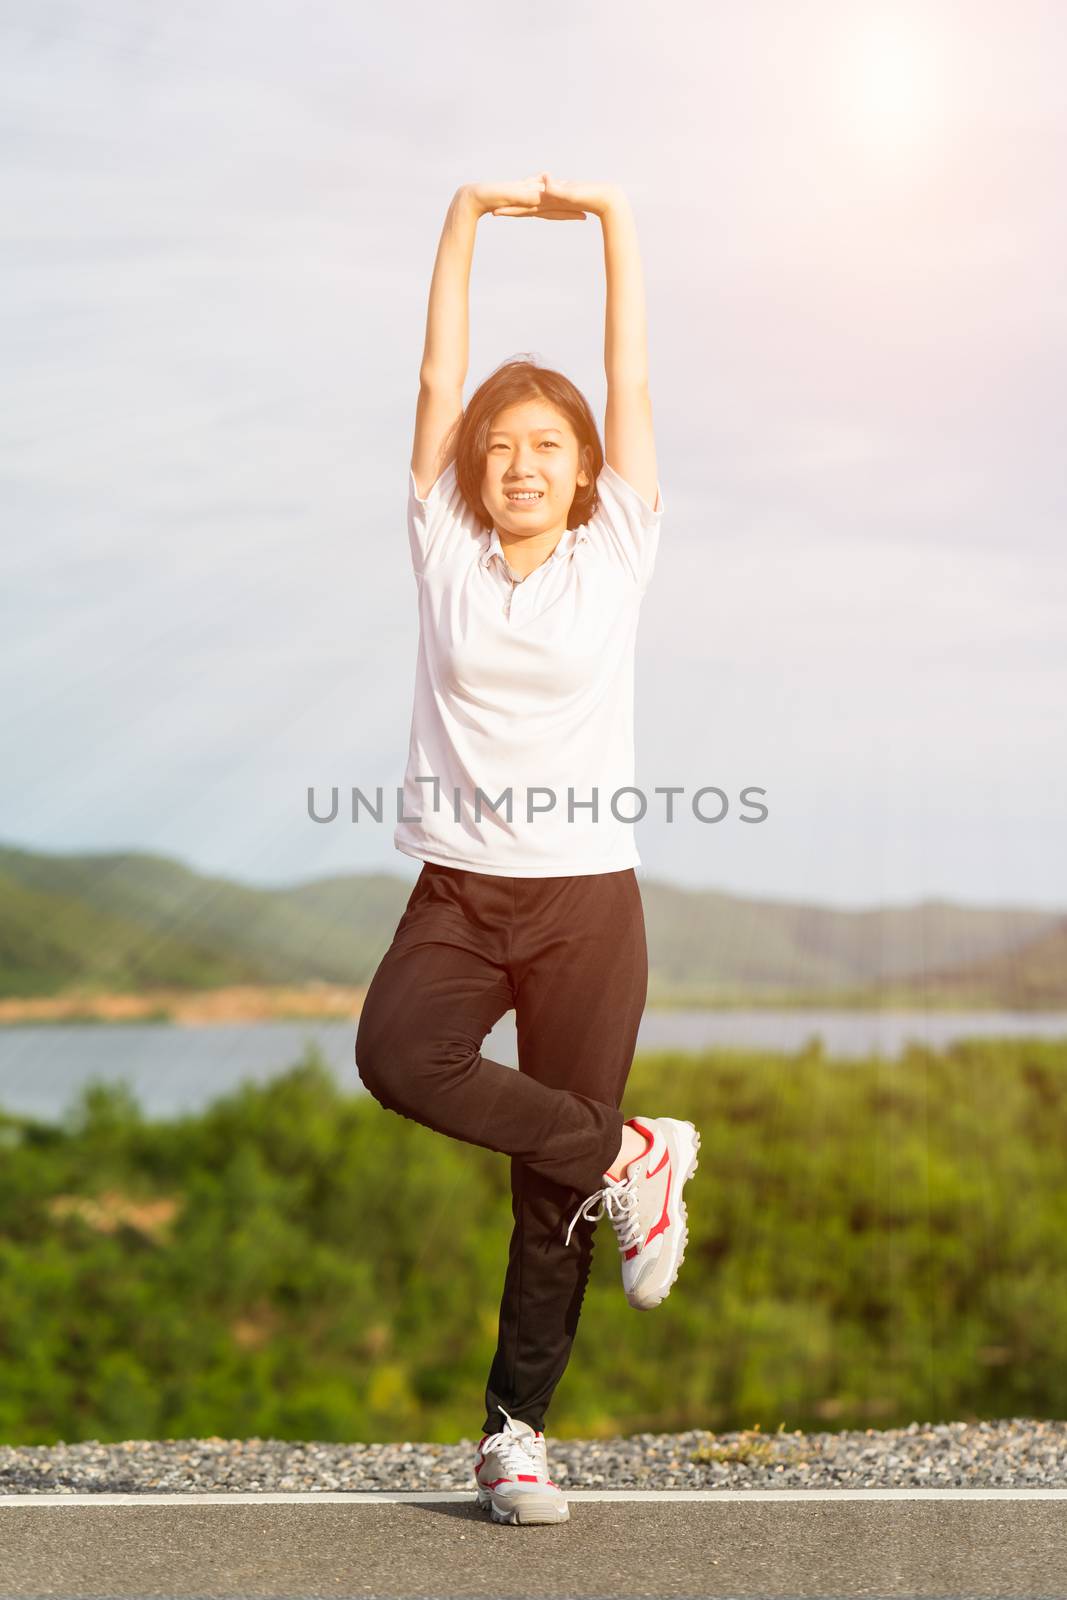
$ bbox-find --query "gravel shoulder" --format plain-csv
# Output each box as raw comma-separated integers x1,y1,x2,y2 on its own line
2,1419,1065,1494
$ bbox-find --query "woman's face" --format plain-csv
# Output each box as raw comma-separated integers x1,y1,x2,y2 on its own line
481,399,591,536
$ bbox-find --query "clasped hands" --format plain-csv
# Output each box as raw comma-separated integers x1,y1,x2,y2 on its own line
466,172,624,222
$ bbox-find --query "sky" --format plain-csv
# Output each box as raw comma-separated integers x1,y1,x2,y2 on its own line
2,0,1065,909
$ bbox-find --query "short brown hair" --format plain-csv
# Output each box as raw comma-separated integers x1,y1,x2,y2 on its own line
446,355,604,532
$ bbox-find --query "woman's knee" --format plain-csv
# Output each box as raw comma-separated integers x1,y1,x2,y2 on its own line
356,1004,475,1116
354,1000,433,1110
354,1006,398,1106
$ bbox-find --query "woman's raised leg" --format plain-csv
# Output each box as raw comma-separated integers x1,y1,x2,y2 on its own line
354,865,626,1196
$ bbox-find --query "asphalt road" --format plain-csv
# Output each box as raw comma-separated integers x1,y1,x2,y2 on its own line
2,1489,1067,1598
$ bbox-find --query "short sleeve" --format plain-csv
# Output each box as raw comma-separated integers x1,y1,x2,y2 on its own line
584,461,664,593
407,460,483,577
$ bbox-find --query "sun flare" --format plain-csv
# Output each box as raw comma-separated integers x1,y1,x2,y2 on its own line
841,17,944,159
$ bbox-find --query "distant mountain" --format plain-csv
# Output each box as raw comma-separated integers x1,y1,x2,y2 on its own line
0,841,1062,1008
910,917,1067,1009
638,881,1058,1001
0,845,401,997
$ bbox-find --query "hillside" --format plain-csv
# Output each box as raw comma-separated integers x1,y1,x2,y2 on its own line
0,841,1062,1008
913,916,1067,1009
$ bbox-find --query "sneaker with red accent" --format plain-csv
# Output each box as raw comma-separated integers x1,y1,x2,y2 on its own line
473,1404,569,1525
564,1115,700,1310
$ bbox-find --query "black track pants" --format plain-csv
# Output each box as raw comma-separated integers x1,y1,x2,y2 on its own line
354,860,649,1435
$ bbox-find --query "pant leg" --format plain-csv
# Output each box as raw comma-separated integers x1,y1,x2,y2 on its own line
355,863,625,1195
481,868,649,1436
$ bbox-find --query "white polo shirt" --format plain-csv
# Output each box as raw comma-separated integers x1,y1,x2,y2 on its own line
394,457,664,877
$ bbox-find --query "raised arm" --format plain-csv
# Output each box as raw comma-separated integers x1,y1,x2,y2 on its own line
599,191,659,511
410,187,480,500
411,177,552,499
529,176,659,510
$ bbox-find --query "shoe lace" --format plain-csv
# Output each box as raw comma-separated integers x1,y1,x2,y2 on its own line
564,1172,642,1252
484,1426,546,1479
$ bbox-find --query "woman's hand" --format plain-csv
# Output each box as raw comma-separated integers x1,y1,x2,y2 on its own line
487,172,625,220
462,176,579,220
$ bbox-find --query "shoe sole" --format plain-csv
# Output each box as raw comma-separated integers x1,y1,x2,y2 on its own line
475,1484,570,1524
628,1117,701,1310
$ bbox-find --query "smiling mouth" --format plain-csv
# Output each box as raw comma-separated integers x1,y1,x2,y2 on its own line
505,491,544,503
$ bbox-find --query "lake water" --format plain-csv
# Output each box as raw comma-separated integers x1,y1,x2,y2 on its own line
1,1009,1065,1123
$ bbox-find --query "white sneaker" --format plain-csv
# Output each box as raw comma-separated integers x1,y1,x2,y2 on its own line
564,1115,700,1309
473,1405,570,1524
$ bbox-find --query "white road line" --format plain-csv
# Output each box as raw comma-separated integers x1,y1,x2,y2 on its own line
3,1488,1067,1505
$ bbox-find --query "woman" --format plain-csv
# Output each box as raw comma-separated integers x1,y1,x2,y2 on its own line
355,173,700,1527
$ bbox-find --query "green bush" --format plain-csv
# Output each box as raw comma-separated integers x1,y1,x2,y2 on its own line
1,1034,1065,1444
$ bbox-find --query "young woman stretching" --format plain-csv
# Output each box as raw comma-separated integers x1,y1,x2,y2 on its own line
355,173,700,1527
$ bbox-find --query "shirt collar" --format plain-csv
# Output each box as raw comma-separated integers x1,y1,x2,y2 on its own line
481,523,590,572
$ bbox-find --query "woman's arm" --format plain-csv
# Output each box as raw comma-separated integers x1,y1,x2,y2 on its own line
600,192,659,511
599,188,649,388
601,192,659,508
412,178,550,499
535,177,660,510
411,187,480,499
